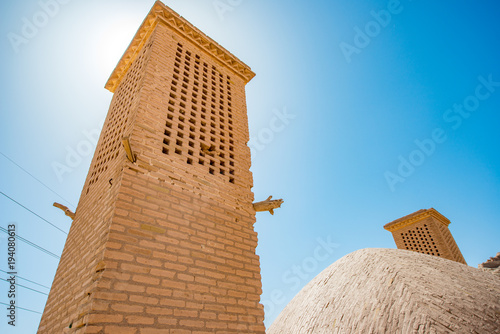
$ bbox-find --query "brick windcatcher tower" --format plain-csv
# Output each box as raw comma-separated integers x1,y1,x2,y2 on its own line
38,2,265,333
384,208,467,264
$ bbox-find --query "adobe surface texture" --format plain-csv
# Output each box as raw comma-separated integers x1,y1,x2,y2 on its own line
384,208,467,264
38,1,265,333
267,248,500,334
479,252,500,277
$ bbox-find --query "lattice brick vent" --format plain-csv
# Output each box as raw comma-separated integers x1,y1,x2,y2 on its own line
87,40,153,191
162,42,236,184
401,224,441,256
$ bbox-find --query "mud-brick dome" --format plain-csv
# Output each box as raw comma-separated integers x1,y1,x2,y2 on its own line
267,248,500,334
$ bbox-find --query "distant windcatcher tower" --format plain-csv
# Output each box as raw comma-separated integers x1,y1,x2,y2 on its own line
38,1,265,333
384,208,467,264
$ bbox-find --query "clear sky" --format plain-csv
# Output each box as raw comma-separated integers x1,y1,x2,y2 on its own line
1,0,499,332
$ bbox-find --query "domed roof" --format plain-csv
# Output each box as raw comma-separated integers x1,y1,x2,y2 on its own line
268,248,500,333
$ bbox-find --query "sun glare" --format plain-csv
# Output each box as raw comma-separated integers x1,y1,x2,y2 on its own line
94,17,140,76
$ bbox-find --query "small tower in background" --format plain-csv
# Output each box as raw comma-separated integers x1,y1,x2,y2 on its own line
38,1,265,333
384,208,467,264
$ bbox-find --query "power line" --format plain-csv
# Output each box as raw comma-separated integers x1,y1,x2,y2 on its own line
0,191,68,235
0,226,61,259
0,277,48,296
0,269,51,290
0,151,75,209
0,301,42,314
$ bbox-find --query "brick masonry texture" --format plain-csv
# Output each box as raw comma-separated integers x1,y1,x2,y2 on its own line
38,2,265,333
267,248,500,334
479,252,500,277
384,208,467,264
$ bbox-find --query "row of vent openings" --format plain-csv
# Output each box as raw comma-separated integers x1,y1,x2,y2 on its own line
161,42,236,184
401,224,441,256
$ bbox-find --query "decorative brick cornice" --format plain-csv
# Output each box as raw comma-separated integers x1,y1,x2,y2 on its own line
105,1,255,93
384,208,451,232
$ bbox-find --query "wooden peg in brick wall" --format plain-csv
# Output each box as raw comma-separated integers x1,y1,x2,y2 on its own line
253,196,284,215
121,136,136,162
53,202,75,220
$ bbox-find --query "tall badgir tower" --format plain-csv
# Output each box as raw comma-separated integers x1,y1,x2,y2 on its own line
38,1,266,333
384,208,467,264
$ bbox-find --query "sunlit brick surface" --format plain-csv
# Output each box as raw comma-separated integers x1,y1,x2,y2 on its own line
38,2,264,333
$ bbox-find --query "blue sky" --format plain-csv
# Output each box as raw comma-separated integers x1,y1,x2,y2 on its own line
1,0,499,332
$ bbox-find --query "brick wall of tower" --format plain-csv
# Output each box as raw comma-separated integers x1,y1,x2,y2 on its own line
38,32,154,334
387,212,467,265
393,217,451,259
435,221,467,264
39,12,265,334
